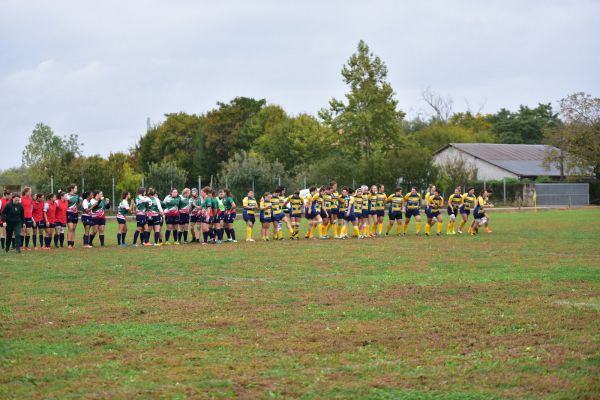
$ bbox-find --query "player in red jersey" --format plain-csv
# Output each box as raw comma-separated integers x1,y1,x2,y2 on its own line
20,187,34,250
42,193,57,250
55,191,68,247
31,193,45,249
0,190,10,250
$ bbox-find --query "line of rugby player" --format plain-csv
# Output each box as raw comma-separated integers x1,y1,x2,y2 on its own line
0,181,494,250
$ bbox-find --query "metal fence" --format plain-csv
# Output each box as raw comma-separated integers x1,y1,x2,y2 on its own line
534,183,589,206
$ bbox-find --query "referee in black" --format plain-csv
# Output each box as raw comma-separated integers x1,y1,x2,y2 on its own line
2,194,25,254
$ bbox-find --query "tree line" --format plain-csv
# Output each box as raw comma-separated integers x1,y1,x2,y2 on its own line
2,41,598,200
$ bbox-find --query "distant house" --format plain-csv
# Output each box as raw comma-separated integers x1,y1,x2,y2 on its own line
433,143,565,180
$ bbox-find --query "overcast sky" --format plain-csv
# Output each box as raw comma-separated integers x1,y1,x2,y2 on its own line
1,0,598,170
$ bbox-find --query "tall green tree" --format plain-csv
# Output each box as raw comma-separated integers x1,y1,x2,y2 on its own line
319,40,406,159
490,104,559,144
145,160,188,197
218,151,285,199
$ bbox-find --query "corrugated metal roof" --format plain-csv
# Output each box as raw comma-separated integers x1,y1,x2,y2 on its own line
436,143,561,176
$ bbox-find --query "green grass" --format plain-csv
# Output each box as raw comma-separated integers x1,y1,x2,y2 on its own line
1,209,599,399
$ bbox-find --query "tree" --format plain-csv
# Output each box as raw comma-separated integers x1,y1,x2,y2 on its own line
218,151,285,199
319,40,406,159
421,87,453,123
136,113,204,183
22,123,81,168
116,162,144,196
490,104,559,144
202,97,266,176
145,160,188,198
544,92,600,177
437,155,479,192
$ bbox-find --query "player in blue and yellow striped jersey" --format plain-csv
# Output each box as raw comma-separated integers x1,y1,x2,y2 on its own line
375,184,386,236
320,185,333,239
403,187,423,235
446,187,463,235
242,190,257,241
349,188,363,238
259,192,273,241
459,187,476,234
360,186,370,238
385,187,404,235
305,187,325,239
471,189,494,235
425,188,444,236
368,185,378,237
271,187,284,240
336,187,350,239
329,181,341,239
284,190,304,240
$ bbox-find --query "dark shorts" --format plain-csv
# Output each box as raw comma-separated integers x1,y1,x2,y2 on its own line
260,216,272,224
319,210,329,219
55,222,66,228
361,210,369,219
429,211,440,219
92,218,106,226
36,220,47,229
330,208,338,216
165,215,179,225
190,215,198,223
47,222,56,229
179,213,190,224
447,207,459,216
24,218,33,228
376,210,385,217
203,215,214,225
148,215,162,226
425,207,433,218
345,213,357,222
67,212,79,224
274,213,284,221
224,212,236,224
460,207,471,216
290,213,302,219
135,214,147,227
117,217,127,224
242,212,255,224
388,211,402,220
369,209,377,216
405,208,420,218
214,212,225,222
305,209,316,219
82,215,95,226
474,212,485,220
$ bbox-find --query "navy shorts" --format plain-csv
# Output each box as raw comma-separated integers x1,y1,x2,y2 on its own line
24,218,33,228
274,213,284,221
54,222,66,228
447,207,459,216
290,213,302,219
405,208,420,218
117,217,126,224
36,220,47,229
260,216,272,224
92,218,106,226
224,212,236,224
135,214,147,227
425,207,433,218
330,208,338,216
460,207,471,216
47,222,56,228
214,212,225,222
388,211,402,220
67,212,79,224
179,213,190,224
242,213,255,223
376,210,385,217
474,212,485,220
361,210,369,219
345,213,357,222
165,215,179,225
82,215,95,226
429,211,440,219
190,215,198,223
319,210,329,219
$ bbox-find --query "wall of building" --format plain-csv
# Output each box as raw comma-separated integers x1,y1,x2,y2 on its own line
434,147,520,180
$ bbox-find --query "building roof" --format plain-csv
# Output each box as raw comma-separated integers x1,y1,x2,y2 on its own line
434,143,562,177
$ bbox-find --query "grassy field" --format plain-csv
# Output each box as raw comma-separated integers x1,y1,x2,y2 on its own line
1,209,599,399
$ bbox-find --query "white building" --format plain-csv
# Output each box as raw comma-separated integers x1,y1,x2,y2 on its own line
433,143,563,180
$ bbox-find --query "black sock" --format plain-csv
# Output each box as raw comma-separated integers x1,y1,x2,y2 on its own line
203,232,208,243
217,229,224,241
165,230,171,242
53,234,59,247
0,238,4,249
154,232,159,243
117,233,122,245
133,231,139,244
33,235,37,247
145,231,151,243
172,230,178,242
209,229,215,239
45,236,51,247
183,231,188,242
230,229,236,241
40,235,44,246
20,235,24,247
90,234,95,246
83,235,88,245
59,233,64,247
68,241,74,247
25,235,30,247
99,235,105,246
122,232,127,243
225,229,231,239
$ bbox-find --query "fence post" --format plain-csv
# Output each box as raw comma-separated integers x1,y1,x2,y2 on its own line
51,175,54,193
199,176,202,189
210,175,213,188
278,176,281,186
303,176,306,189
225,177,228,189
503,178,506,204
142,176,145,188
252,179,255,192
483,178,486,192
112,177,115,210
81,176,85,193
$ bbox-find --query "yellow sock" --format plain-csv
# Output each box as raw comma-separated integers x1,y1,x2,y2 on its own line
437,221,443,234
342,225,348,236
247,227,252,240
416,222,422,234
386,224,393,234
447,221,453,234
396,223,402,234
370,224,376,235
309,226,315,238
333,224,339,238
459,220,466,230
353,226,359,237
403,223,409,233
377,223,383,235
425,224,431,234
278,230,283,239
